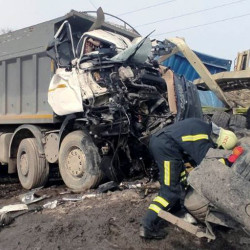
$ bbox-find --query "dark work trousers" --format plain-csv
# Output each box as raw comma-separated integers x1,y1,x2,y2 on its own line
142,132,187,230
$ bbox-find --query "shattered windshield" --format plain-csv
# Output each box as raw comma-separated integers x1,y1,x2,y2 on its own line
111,37,152,64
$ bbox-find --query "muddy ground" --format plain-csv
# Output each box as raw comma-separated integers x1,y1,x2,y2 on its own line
0,176,249,250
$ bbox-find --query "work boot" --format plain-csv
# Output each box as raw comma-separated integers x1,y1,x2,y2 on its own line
139,226,167,240
155,217,169,230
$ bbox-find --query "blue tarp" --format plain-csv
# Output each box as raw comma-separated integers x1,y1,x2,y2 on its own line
198,90,224,107
162,51,231,107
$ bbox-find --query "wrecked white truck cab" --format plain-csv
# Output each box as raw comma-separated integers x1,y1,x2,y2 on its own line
46,9,203,191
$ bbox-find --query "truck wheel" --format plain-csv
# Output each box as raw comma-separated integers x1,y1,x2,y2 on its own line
232,149,250,181
17,138,49,189
211,111,230,129
246,107,250,129
59,130,102,191
229,114,246,131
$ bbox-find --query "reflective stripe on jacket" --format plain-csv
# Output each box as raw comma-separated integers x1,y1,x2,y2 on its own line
153,118,215,165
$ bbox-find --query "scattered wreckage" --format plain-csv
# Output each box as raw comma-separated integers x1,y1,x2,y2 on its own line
156,37,250,131
194,49,250,131
1,146,250,241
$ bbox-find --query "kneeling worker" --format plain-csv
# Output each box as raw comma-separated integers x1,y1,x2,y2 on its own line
140,117,237,239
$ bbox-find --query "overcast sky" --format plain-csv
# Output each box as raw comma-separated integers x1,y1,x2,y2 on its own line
0,0,249,64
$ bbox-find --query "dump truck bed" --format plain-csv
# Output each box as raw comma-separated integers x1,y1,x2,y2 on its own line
0,23,54,124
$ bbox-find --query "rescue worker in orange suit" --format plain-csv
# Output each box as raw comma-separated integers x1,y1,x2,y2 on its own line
140,117,238,239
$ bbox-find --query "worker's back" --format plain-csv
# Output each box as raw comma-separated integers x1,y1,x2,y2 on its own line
157,118,215,165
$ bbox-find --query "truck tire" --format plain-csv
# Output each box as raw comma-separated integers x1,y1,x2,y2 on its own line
17,138,49,189
246,107,250,129
232,148,250,182
229,114,246,131
211,111,230,129
59,130,102,191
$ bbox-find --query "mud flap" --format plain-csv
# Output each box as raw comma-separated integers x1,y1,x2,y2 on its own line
174,75,203,121
188,158,250,232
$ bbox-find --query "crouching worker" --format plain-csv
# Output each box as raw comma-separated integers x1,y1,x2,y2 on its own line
140,117,237,239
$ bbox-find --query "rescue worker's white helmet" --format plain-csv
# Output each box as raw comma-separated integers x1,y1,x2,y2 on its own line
216,128,238,150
